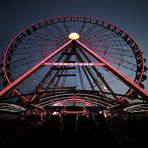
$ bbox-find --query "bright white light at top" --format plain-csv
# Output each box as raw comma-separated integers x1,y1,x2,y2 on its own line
68,32,80,40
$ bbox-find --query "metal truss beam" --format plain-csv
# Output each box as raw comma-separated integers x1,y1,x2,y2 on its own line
76,40,148,98
0,40,72,97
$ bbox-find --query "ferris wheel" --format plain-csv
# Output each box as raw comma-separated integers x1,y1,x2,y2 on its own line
0,16,147,110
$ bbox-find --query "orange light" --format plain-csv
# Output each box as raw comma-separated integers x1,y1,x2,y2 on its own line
68,32,80,40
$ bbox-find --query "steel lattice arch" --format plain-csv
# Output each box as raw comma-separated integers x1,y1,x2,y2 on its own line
0,16,148,112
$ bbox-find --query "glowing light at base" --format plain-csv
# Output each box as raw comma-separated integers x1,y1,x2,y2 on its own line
53,111,59,115
68,32,80,40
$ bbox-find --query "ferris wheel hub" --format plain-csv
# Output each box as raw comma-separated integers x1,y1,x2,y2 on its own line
68,32,80,40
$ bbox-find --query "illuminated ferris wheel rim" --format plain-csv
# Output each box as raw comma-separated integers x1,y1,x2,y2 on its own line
1,16,146,102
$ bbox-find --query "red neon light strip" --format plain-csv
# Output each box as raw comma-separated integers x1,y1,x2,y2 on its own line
53,97,92,106
76,40,148,98
0,40,72,97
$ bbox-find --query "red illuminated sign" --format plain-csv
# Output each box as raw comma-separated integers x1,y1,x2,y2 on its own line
43,62,105,66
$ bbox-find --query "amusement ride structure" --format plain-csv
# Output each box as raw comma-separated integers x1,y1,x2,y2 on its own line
0,16,148,113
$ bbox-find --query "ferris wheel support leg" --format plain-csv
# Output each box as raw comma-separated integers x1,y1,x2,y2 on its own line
0,40,72,98
76,40,148,98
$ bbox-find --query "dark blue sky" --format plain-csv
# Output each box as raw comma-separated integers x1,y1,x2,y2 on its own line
0,0,148,90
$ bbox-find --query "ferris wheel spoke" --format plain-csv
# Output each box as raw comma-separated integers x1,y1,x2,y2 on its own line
28,32,51,41
23,35,64,45
86,31,115,41
87,39,127,47
103,52,137,71
52,24,68,39
14,47,54,56
92,45,127,54
11,57,44,69
98,49,133,58
63,22,70,34
11,53,45,64
42,27,67,40
79,21,87,35
15,44,54,51
83,26,108,36
107,47,134,57
80,24,97,38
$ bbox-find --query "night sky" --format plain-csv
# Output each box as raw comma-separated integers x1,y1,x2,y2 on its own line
0,0,148,91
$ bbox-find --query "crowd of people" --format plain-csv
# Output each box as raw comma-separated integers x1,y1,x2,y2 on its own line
0,109,148,147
